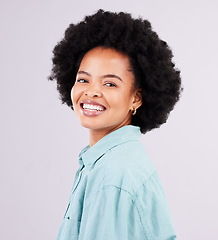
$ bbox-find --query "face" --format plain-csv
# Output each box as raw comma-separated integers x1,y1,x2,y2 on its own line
71,46,142,138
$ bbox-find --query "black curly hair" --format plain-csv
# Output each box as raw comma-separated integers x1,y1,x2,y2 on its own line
49,9,182,134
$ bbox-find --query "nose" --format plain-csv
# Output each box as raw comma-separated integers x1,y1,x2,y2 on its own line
84,83,102,98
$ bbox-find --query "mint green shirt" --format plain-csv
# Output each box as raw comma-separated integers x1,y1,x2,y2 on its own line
57,125,176,240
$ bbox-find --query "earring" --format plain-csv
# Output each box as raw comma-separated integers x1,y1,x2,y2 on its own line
132,107,137,115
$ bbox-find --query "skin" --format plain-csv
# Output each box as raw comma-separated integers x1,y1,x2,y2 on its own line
71,46,142,147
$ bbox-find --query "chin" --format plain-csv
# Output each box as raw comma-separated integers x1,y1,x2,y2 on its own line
80,119,103,130
80,120,115,132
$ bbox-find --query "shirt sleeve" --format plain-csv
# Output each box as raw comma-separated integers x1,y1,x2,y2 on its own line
134,171,177,240
78,185,147,240
78,173,176,240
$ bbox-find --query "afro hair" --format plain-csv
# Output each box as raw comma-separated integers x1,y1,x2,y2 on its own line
49,9,182,134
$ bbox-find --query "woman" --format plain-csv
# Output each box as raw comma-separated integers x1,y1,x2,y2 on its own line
49,10,182,240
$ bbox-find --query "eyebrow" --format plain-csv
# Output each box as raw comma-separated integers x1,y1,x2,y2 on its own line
103,74,122,82
77,71,91,76
77,71,122,82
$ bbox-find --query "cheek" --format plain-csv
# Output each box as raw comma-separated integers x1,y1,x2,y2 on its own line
71,86,79,108
106,91,132,110
70,87,74,103
71,85,79,99
70,87,73,99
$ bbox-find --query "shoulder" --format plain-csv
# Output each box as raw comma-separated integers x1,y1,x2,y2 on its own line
103,140,156,195
102,142,176,239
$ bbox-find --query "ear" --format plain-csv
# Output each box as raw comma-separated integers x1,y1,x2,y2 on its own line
132,88,142,109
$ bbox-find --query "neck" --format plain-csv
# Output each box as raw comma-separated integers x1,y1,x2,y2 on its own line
89,131,105,147
89,124,131,147
89,127,118,147
88,115,132,147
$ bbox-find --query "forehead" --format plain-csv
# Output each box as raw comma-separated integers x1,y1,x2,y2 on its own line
78,47,133,75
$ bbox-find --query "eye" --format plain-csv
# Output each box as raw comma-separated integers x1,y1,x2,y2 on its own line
77,79,88,83
105,82,116,87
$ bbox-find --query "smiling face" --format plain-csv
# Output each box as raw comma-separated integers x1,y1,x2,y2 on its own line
71,46,142,142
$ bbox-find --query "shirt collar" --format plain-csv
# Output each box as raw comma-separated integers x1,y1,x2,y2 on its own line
78,125,141,168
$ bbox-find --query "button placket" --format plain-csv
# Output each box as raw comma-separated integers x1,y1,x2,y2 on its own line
71,165,84,195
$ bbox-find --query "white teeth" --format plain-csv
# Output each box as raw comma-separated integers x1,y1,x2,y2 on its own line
83,103,104,111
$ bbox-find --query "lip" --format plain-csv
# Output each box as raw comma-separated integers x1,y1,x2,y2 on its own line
80,100,106,117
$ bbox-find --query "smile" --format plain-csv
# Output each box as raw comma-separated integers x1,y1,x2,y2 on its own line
80,100,106,117
82,103,104,111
